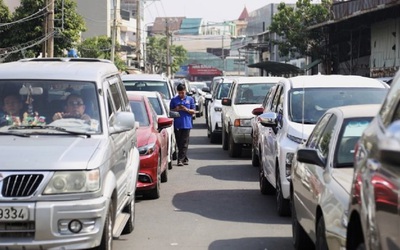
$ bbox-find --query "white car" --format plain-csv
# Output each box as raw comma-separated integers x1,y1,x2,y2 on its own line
221,76,284,157
122,74,178,162
291,104,380,250
257,74,389,216
206,78,233,143
128,91,179,170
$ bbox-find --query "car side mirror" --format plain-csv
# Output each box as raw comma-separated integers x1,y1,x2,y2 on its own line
297,148,325,166
258,112,278,127
252,107,264,116
169,110,180,118
221,97,231,106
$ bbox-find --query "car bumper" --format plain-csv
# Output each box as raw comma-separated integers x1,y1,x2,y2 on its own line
0,197,108,249
231,126,252,144
137,153,158,190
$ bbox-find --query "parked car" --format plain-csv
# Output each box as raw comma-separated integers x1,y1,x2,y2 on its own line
256,74,389,216
346,71,400,250
0,58,140,249
291,104,380,250
122,73,178,164
205,78,233,143
127,92,173,199
203,76,224,124
221,76,284,157
121,73,176,106
189,81,208,117
131,91,179,170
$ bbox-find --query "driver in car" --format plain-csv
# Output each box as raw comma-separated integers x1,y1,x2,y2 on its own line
52,94,91,121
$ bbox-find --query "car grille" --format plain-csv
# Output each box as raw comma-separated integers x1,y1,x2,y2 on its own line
1,174,44,197
0,221,35,239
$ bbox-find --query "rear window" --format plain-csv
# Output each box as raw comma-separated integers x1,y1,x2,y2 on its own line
123,81,171,99
234,83,276,104
148,97,163,116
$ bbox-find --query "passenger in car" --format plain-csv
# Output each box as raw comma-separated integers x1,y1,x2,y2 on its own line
52,94,91,121
0,94,24,126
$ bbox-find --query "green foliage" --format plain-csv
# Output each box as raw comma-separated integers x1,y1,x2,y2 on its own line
269,0,331,59
1,0,85,61
146,35,187,74
77,35,127,72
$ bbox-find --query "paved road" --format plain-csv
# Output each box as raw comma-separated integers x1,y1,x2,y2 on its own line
115,117,294,250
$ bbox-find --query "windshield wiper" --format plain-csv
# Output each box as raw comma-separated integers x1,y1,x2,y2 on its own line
8,125,91,138
0,131,30,137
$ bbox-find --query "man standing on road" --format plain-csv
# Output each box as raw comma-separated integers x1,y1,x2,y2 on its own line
170,83,195,166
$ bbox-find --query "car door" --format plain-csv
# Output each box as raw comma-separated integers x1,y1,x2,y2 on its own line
293,113,336,237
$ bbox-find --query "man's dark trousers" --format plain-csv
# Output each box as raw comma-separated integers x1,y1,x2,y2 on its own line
174,128,190,163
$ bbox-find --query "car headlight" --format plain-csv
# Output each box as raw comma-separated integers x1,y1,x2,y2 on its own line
214,107,222,112
234,119,252,127
44,169,100,194
287,134,305,144
138,143,156,155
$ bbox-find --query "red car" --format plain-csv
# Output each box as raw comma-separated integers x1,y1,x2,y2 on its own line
128,92,173,199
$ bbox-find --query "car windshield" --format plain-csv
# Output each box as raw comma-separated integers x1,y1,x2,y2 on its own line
130,100,150,126
216,82,232,99
148,97,164,116
190,82,207,89
234,83,275,104
336,118,372,166
0,80,101,134
289,88,388,124
124,81,171,99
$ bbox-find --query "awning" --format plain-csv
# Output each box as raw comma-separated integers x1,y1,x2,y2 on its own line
302,59,321,71
248,61,302,75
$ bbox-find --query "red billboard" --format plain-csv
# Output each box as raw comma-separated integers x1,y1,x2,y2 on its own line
188,64,223,76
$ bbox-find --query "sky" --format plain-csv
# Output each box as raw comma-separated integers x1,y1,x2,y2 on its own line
143,0,297,24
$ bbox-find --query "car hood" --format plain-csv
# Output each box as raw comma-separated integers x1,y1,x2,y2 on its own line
332,168,354,194
0,136,101,170
233,104,261,119
137,126,154,147
287,122,315,141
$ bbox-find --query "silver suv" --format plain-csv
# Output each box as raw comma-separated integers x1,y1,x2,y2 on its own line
0,58,139,249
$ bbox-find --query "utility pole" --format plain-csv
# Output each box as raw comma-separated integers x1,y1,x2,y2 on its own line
111,0,117,62
136,0,141,68
47,0,54,57
166,19,171,77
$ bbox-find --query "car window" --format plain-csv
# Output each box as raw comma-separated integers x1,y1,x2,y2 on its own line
306,113,332,148
336,118,372,166
234,83,275,104
130,100,150,126
148,97,163,116
289,87,388,124
124,81,171,99
316,115,337,160
216,82,232,99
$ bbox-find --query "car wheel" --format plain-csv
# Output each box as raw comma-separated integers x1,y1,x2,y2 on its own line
210,131,219,144
168,160,173,170
161,158,168,183
251,146,260,167
95,202,113,250
147,157,161,199
259,166,274,195
122,196,135,234
291,192,314,249
228,133,242,157
276,169,291,216
316,217,329,250
222,125,228,150
207,121,211,138
356,243,366,250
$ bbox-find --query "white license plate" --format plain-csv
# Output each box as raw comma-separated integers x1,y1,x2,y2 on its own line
0,207,29,221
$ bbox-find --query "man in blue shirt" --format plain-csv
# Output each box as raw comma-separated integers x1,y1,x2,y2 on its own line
170,83,195,166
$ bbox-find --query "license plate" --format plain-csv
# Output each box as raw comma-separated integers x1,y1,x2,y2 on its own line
0,207,29,221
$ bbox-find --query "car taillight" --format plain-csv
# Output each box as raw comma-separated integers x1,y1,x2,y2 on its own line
353,172,363,204
371,173,398,210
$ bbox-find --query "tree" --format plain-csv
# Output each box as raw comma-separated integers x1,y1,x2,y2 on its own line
269,0,331,70
77,35,127,72
146,36,187,74
0,0,12,56
2,0,85,61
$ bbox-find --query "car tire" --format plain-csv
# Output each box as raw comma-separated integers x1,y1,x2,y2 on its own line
251,146,260,167
228,133,242,157
210,132,219,144
122,196,135,235
260,166,274,195
316,217,329,250
147,157,161,199
95,202,113,250
355,243,366,250
276,169,291,216
222,125,228,150
161,158,168,183
291,193,314,250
